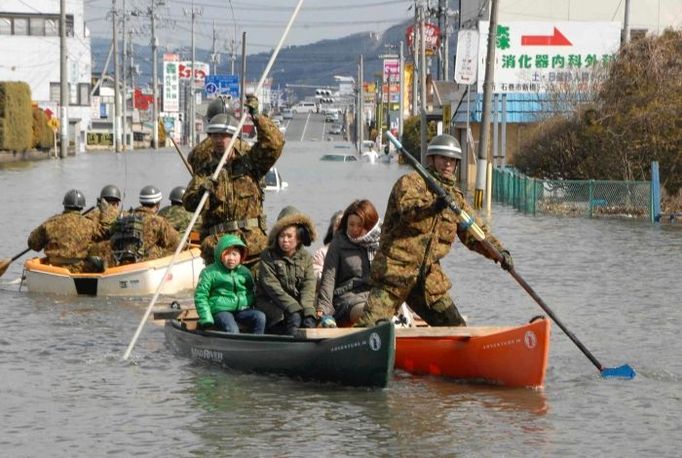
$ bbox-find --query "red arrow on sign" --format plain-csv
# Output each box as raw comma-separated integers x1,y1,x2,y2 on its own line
521,27,572,46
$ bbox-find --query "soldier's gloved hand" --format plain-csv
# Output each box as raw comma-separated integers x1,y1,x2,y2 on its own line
245,95,259,118
500,250,514,271
302,316,318,329
320,315,337,328
198,177,218,195
432,196,449,212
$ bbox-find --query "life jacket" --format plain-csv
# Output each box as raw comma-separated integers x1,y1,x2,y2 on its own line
111,213,145,264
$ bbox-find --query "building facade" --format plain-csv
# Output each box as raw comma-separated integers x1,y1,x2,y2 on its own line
0,0,91,153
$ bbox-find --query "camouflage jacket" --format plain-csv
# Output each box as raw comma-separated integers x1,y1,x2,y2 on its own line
183,115,285,257
377,169,505,269
28,209,113,261
116,206,180,260
158,204,201,233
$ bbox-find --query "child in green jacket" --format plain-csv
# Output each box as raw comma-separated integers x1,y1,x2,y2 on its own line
195,234,265,334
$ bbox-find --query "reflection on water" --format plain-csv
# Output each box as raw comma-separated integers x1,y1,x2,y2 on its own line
1,145,681,456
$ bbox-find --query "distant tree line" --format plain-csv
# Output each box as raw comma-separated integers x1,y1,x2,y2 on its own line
512,29,682,199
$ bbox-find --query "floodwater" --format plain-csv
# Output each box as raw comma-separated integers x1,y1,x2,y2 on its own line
1,141,681,457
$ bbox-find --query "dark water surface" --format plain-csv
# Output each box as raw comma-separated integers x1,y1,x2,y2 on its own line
1,143,681,456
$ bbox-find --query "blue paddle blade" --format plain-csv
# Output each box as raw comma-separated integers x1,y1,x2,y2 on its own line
601,364,636,379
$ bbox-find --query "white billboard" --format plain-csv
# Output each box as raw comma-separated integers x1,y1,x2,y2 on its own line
477,21,621,93
163,54,180,113
454,29,479,85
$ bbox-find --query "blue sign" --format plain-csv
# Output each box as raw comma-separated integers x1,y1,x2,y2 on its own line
205,75,240,99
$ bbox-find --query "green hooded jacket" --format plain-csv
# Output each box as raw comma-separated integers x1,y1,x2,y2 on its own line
194,234,254,325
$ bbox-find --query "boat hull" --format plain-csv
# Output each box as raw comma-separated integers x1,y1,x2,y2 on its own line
395,318,551,388
23,248,203,296
164,320,395,388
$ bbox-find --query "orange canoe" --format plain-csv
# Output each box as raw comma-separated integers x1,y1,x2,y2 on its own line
395,317,551,388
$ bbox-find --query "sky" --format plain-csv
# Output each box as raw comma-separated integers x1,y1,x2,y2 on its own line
84,0,417,55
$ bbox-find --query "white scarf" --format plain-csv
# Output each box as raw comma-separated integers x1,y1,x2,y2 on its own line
347,221,382,262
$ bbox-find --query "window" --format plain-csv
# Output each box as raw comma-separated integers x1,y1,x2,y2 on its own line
49,83,60,103
13,17,28,35
45,18,58,36
0,14,74,36
69,83,78,105
0,18,11,35
30,17,44,36
78,83,90,106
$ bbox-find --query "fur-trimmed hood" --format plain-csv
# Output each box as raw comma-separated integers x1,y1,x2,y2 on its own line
268,206,317,247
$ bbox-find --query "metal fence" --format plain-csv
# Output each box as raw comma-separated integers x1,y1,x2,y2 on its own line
493,167,654,220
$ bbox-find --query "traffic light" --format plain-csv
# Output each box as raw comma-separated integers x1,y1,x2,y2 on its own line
320,97,334,104
315,89,332,96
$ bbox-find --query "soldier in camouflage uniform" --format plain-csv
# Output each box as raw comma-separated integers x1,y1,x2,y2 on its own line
27,189,117,273
158,186,202,233
183,95,285,266
356,134,514,327
110,185,180,264
86,184,123,229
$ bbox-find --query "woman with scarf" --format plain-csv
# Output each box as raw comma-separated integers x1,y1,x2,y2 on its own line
316,199,381,327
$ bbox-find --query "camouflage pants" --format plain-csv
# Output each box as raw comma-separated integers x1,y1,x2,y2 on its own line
356,257,465,327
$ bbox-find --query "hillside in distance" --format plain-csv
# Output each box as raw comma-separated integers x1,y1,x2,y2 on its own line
92,19,456,97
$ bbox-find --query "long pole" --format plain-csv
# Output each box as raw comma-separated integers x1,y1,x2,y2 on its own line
240,32,247,119
151,1,159,149
474,0,499,209
123,0,306,361
59,0,68,158
113,0,121,152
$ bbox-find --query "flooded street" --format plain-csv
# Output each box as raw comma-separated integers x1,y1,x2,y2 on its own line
1,140,681,456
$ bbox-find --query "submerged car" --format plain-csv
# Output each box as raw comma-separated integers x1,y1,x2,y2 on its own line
263,167,288,191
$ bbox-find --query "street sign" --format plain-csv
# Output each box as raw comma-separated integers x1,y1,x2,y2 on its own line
454,29,479,84
477,21,620,93
204,75,240,99
47,118,60,132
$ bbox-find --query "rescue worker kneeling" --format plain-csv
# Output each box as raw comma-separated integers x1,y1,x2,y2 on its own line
27,189,116,273
110,185,180,265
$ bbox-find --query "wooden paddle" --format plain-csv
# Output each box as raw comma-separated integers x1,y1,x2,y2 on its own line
122,0,306,361
0,205,96,278
386,131,636,380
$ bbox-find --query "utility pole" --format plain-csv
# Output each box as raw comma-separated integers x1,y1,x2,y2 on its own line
59,0,68,158
440,0,449,81
113,0,121,152
151,1,159,149
210,22,220,74
411,4,419,117
185,1,202,148
623,0,631,44
474,0,499,210
357,55,364,149
121,0,127,150
128,30,135,149
419,3,428,164
399,41,404,137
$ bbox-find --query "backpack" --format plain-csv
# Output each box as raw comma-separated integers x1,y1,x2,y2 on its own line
111,213,145,264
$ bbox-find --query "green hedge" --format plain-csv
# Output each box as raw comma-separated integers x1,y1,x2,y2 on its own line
0,82,33,152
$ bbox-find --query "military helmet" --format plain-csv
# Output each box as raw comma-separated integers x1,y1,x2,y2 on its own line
99,184,122,202
205,96,233,122
426,134,463,160
169,186,185,204
63,189,86,210
139,185,162,205
206,113,239,135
